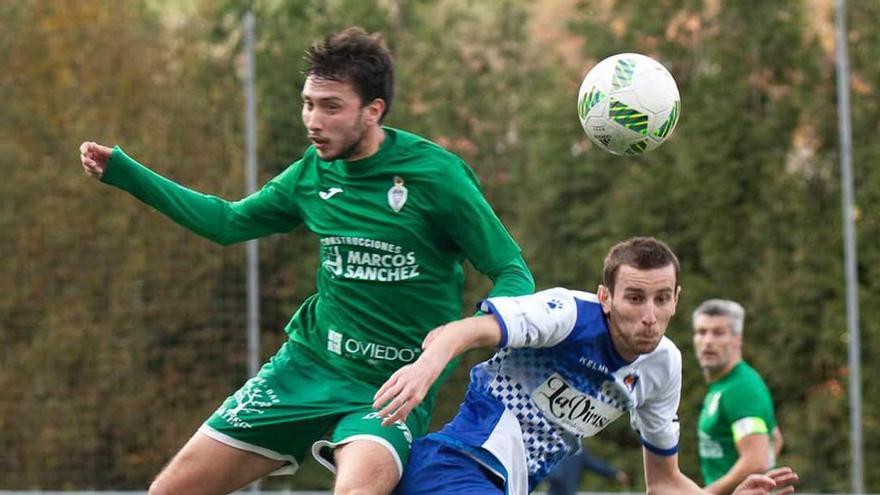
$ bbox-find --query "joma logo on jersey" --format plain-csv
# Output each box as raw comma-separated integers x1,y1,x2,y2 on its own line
533,373,624,437
318,187,343,200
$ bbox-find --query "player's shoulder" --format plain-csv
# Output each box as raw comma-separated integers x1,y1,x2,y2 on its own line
528,288,608,342
266,149,314,185
624,337,682,404
640,336,682,373
533,287,598,301
533,288,601,315
387,127,477,181
568,289,600,304
655,336,682,361
736,360,765,378
718,362,775,412
277,145,320,173
566,289,604,321
731,361,773,391
390,127,455,159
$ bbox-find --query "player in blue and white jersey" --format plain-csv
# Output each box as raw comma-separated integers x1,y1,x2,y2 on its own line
374,237,798,495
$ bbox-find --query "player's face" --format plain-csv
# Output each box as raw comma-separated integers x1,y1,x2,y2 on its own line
599,264,679,362
302,76,376,161
693,314,740,376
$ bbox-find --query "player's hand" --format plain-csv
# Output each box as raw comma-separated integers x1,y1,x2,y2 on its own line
79,141,113,179
372,353,445,427
731,467,799,495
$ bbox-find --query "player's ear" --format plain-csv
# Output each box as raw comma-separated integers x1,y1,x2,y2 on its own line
598,285,612,314
671,286,682,315
364,98,385,126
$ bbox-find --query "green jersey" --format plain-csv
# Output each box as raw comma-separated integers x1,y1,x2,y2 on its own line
101,127,532,385
697,361,778,484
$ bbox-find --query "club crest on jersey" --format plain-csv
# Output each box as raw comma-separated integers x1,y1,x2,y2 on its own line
707,391,722,416
388,176,408,212
623,373,639,393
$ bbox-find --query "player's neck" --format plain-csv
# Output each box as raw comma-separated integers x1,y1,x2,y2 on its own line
704,357,741,383
607,328,638,363
347,125,386,161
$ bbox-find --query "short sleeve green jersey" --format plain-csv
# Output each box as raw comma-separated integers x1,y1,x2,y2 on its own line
697,361,778,484
102,127,526,385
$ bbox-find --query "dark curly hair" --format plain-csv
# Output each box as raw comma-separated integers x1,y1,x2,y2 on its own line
304,27,394,122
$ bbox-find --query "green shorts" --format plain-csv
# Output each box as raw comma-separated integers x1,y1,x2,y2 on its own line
200,340,432,478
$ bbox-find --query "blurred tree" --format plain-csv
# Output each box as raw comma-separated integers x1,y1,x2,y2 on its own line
0,0,248,487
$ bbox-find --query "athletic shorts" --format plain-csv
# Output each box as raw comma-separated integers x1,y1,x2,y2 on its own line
396,435,505,495
200,340,432,478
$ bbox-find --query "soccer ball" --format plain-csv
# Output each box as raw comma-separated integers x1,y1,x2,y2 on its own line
577,53,680,155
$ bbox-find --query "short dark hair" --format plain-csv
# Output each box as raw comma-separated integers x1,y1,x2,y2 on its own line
304,27,394,121
603,237,680,294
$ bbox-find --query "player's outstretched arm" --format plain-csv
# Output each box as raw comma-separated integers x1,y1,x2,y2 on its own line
772,426,785,457
731,467,798,495
643,450,705,494
372,314,501,426
704,432,773,494
77,142,300,244
80,141,113,179
643,450,797,495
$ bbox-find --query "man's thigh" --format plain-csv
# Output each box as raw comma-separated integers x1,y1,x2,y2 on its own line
312,405,430,478
150,431,284,495
332,439,401,495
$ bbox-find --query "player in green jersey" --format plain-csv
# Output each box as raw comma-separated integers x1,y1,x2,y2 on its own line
79,27,534,495
693,299,784,494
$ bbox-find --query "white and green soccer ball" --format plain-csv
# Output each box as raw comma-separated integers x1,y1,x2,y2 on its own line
577,53,681,155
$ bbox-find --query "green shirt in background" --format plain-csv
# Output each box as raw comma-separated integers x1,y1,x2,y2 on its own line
101,127,534,388
697,361,778,484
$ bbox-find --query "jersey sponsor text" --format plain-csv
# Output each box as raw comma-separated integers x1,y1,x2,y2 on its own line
327,330,420,363
532,373,625,437
321,236,421,282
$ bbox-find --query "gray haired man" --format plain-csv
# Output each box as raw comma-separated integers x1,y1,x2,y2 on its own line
693,300,784,494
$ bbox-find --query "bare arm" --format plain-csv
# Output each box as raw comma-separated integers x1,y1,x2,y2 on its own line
643,449,706,495
772,426,784,457
372,315,501,426
704,434,772,494
643,450,797,495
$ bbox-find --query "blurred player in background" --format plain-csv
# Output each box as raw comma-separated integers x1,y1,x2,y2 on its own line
373,237,798,495
693,299,783,494
80,26,533,495
543,442,631,495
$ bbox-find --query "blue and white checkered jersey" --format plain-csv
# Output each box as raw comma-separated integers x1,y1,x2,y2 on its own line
436,287,682,495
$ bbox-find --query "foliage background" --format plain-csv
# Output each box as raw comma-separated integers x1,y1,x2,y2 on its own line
1,0,878,491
